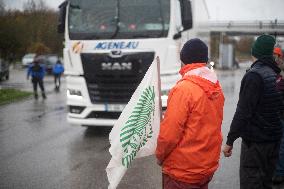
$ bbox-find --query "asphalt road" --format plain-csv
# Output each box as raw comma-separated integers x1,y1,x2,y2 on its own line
0,65,283,189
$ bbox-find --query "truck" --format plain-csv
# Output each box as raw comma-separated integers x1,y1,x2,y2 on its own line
58,0,210,126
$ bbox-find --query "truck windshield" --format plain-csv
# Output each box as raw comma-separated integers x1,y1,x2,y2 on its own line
68,0,170,40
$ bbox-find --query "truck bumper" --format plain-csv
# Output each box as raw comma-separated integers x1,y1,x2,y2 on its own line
67,116,116,126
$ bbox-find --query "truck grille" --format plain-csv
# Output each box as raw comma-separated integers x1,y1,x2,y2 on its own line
81,52,155,104
86,111,121,119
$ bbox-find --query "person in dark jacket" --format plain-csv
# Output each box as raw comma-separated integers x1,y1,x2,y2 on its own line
52,59,64,91
27,59,46,99
222,34,283,189
273,47,284,184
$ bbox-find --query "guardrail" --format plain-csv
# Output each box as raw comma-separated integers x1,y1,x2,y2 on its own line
199,20,284,35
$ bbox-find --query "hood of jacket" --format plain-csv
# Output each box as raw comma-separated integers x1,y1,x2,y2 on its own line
179,63,222,100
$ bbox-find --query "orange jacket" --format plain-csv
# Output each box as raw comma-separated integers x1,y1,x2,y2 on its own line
274,47,283,58
155,63,225,184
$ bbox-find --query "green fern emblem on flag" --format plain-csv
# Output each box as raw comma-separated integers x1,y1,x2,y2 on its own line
120,86,155,168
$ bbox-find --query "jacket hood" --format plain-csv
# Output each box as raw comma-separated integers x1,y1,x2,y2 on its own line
179,64,223,100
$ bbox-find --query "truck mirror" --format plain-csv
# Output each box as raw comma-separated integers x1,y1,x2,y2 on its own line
173,32,182,40
57,1,68,33
180,0,193,30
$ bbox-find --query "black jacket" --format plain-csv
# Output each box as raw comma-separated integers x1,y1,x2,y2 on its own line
226,57,283,145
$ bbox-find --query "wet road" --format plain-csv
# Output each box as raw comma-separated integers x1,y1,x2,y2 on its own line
0,65,283,189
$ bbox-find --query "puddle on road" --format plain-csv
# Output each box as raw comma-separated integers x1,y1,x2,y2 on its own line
26,105,67,123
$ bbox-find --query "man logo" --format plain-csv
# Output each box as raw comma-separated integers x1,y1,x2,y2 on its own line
101,62,132,71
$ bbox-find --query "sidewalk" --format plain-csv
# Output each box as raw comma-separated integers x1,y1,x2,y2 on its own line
0,67,66,95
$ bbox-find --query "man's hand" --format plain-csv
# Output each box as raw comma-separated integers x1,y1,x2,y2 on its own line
222,144,233,157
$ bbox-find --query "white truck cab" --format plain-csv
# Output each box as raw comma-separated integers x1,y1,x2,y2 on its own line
58,0,209,126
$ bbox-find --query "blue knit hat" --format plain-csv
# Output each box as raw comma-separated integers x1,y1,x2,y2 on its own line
180,38,208,64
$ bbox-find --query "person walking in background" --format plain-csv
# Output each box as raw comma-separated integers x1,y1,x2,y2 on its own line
27,59,46,99
273,47,284,185
52,59,64,91
223,35,283,189
156,38,225,189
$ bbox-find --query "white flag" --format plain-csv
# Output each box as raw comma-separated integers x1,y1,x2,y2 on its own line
106,57,162,189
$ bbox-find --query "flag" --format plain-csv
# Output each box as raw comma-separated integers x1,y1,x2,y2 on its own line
106,57,162,189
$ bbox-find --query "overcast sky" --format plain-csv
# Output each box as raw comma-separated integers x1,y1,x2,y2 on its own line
3,0,284,21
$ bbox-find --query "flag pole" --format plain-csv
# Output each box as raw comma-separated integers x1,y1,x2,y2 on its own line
156,56,162,120
156,56,164,189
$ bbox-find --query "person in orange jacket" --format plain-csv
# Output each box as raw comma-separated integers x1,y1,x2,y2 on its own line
273,47,284,184
274,47,284,67
155,38,225,189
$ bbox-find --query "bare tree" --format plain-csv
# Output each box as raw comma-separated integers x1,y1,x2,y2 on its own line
23,0,37,12
23,0,48,12
37,0,47,11
0,2,63,60
0,0,5,15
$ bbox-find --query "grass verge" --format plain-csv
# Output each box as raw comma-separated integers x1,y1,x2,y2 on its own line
0,89,32,105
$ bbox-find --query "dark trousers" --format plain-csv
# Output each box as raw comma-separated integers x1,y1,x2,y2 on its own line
32,78,45,94
162,173,212,189
54,74,61,88
240,140,280,189
275,124,284,176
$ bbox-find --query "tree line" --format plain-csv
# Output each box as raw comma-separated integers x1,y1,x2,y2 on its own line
0,0,257,63
0,0,63,62
210,33,255,62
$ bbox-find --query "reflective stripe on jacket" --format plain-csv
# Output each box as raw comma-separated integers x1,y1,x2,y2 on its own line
156,63,225,184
